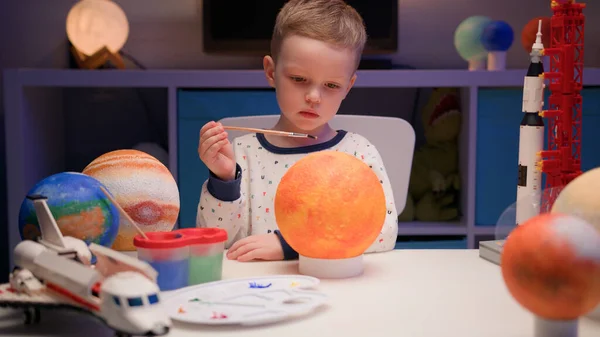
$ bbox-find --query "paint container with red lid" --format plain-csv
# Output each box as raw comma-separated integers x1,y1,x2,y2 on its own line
133,231,189,291
134,227,228,290
177,228,228,285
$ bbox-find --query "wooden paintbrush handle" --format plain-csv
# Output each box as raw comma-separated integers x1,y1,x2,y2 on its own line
222,126,316,139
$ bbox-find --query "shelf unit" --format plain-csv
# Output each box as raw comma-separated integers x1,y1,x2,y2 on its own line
4,68,600,260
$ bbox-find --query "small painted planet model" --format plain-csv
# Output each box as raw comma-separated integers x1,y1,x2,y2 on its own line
18,172,120,247
551,167,600,233
454,15,493,68
521,17,551,53
550,167,600,318
83,149,180,251
481,20,514,52
501,212,600,320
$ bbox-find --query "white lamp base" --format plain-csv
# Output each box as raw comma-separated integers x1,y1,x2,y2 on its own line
487,51,506,71
534,316,578,337
468,58,486,71
585,304,600,320
298,254,364,279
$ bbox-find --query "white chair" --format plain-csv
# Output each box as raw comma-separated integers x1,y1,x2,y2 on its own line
218,114,415,214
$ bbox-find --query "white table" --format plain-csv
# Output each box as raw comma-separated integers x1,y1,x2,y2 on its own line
1,249,599,337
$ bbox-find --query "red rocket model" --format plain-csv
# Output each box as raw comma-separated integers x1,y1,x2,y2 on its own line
479,0,587,265
539,0,585,208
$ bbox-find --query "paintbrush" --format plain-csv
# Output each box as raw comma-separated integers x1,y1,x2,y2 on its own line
223,126,317,140
100,186,149,239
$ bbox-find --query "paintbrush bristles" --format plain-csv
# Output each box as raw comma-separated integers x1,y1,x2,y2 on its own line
223,126,317,140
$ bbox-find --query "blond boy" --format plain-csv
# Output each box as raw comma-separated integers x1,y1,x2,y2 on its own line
197,0,398,261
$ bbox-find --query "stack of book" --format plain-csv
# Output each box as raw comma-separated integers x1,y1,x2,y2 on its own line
478,240,505,265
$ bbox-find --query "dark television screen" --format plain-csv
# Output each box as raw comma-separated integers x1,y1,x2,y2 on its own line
202,1,398,55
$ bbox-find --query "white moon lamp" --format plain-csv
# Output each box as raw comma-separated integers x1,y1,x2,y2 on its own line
66,0,129,69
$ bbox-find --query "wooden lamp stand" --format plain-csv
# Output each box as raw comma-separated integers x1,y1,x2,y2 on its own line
70,45,125,70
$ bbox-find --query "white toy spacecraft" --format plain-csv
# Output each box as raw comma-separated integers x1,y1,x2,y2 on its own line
0,194,172,337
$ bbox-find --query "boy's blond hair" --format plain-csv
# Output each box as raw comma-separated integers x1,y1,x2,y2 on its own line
271,0,367,69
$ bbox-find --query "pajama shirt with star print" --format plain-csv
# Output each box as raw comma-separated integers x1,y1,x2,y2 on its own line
196,130,398,260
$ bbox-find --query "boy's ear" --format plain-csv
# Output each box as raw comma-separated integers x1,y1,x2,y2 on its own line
263,56,276,88
344,73,357,99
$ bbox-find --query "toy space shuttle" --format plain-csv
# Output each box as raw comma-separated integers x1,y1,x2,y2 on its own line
517,19,546,225
1,194,170,336
27,194,94,264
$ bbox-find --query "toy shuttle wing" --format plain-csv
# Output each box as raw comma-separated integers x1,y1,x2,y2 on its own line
0,282,77,309
1,250,101,311
27,195,68,250
89,243,158,282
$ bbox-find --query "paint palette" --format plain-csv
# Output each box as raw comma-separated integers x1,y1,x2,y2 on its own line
162,275,328,326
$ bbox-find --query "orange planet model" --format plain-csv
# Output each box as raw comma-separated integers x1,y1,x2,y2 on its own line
501,213,600,320
551,167,600,233
274,150,386,259
83,149,180,251
521,17,551,53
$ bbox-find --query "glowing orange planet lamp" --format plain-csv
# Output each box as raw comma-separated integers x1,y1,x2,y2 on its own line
501,213,600,337
274,150,386,279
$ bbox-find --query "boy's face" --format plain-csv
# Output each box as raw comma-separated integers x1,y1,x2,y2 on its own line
263,35,357,132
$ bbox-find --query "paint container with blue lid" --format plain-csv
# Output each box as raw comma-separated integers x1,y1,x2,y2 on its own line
134,231,189,291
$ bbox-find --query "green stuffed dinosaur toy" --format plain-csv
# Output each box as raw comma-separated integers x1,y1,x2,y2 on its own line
398,87,462,222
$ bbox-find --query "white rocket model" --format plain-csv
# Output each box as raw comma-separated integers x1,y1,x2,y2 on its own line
516,19,546,225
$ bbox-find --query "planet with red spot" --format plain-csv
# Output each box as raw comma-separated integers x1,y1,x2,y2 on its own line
83,149,180,251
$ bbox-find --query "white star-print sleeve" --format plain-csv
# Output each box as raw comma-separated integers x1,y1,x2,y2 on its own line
354,139,398,253
196,143,250,248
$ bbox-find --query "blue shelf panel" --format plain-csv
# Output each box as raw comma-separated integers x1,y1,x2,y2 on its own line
177,89,280,228
475,86,600,227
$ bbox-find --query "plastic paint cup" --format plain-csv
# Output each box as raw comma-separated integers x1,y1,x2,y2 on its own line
177,228,227,285
133,231,189,291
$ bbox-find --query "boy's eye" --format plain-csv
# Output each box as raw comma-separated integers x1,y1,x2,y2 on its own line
325,83,340,89
290,76,305,82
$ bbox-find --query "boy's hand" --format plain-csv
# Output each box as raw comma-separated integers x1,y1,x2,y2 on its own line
226,234,284,262
198,121,236,181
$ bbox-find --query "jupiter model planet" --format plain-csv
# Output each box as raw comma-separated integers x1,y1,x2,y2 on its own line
83,149,180,251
